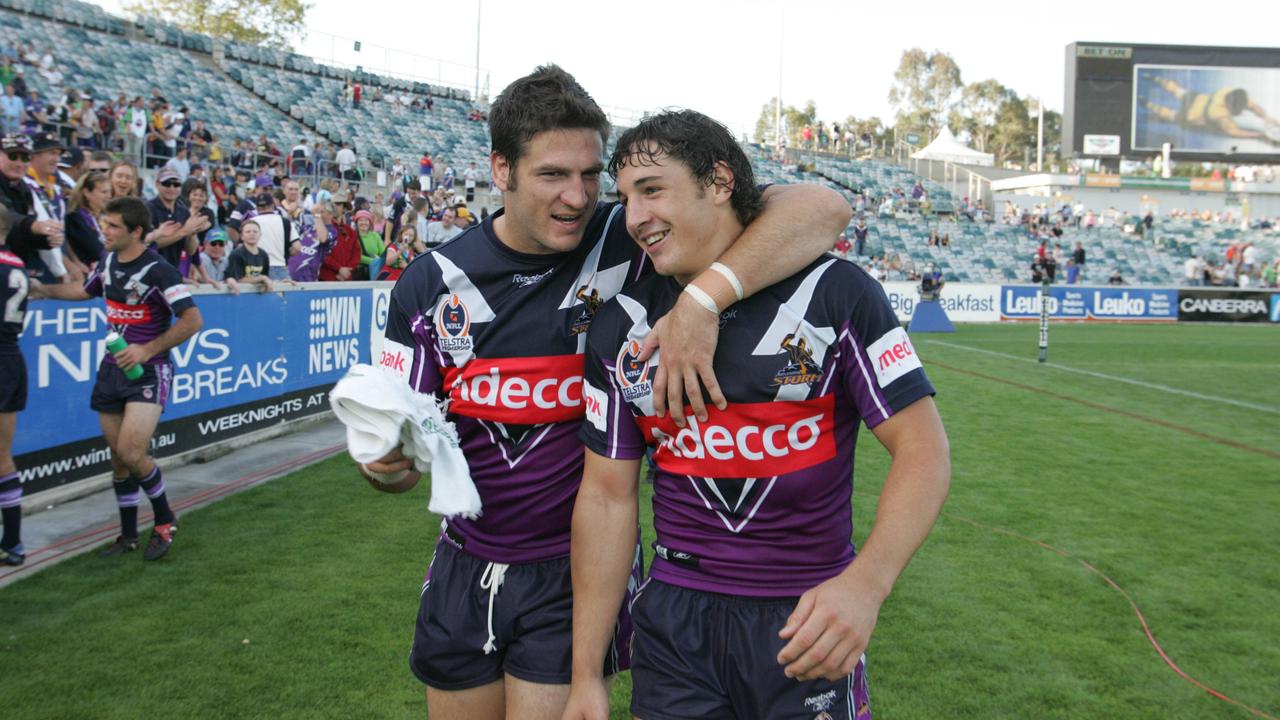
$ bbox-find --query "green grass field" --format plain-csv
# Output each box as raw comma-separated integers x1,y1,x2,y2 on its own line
1,323,1277,719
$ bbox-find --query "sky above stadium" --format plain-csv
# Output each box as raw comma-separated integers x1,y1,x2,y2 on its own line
99,0,1279,137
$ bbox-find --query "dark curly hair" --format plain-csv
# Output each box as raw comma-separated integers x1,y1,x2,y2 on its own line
609,109,763,227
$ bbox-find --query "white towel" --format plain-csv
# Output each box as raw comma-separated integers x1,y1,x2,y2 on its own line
329,364,481,519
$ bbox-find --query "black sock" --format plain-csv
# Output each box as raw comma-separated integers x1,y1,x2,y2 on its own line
0,472,21,550
112,475,140,540
138,465,174,526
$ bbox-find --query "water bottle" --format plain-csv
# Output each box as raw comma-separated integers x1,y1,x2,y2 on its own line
105,331,144,380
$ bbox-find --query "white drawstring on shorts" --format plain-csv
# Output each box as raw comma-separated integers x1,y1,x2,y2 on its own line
479,561,509,655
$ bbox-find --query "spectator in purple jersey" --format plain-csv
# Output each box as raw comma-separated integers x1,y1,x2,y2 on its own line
360,66,850,720
567,110,949,720
32,197,203,561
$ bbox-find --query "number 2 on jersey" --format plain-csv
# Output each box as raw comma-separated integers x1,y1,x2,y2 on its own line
5,271,29,324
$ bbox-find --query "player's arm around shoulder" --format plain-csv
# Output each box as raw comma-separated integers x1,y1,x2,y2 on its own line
777,396,950,682
643,183,851,423
564,450,641,720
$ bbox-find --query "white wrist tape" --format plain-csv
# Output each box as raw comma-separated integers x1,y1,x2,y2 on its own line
709,262,744,302
682,283,720,315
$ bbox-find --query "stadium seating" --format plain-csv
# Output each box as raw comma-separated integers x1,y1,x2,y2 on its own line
227,62,487,170
0,0,484,172
740,148,1279,285
0,7,327,155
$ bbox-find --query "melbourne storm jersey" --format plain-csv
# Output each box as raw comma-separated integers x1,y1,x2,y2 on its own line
382,203,647,563
84,249,196,366
581,256,935,597
0,249,28,355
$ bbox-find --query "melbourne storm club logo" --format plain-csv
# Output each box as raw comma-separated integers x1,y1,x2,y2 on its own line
772,332,824,386
570,284,602,334
435,294,473,352
616,340,653,402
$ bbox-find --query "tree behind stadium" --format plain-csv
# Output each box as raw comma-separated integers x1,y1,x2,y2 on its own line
125,0,309,51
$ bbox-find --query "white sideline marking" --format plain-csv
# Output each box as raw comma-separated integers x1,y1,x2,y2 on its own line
922,339,1280,415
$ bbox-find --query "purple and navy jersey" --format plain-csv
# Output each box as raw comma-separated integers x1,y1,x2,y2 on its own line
0,249,29,355
581,256,935,597
84,248,197,366
381,203,648,563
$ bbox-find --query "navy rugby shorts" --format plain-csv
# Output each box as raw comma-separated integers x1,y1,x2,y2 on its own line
89,362,173,414
0,352,27,413
629,579,872,720
409,529,639,690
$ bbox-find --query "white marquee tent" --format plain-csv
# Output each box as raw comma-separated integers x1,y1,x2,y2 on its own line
911,128,995,167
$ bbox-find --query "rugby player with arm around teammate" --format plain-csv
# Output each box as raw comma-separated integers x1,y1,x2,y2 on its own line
33,197,202,561
358,65,850,720
566,110,950,720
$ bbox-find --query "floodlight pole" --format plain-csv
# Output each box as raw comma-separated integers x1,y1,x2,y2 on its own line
775,11,783,148
474,0,481,101
1036,97,1044,173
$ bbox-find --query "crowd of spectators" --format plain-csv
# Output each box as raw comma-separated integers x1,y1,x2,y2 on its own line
0,38,495,293
0,41,382,185
1183,243,1280,289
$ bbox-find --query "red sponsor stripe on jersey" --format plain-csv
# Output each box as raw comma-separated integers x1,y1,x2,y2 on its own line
637,395,836,478
0,250,23,268
442,354,585,423
105,298,153,325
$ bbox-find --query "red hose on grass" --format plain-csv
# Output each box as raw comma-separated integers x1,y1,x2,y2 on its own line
948,514,1278,720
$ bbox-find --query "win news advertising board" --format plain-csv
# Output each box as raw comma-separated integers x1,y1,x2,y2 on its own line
16,285,391,495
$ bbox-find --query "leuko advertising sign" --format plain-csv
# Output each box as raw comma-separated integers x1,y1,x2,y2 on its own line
880,282,1001,322
1000,285,1178,321
1177,289,1277,323
16,287,375,494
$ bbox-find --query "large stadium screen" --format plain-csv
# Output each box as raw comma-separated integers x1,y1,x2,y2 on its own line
1064,43,1280,162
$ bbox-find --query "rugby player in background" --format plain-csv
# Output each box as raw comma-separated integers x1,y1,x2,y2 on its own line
566,110,950,720
359,65,851,720
0,205,30,565
33,197,202,561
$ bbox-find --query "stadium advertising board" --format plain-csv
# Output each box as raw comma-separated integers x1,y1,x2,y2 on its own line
1083,134,1121,155
16,287,375,495
1000,285,1178,322
1065,43,1280,162
1176,289,1278,323
881,282,1000,322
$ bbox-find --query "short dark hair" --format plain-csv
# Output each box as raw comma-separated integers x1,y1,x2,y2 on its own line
488,65,609,188
405,178,421,192
105,197,152,237
179,177,207,205
609,109,763,227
